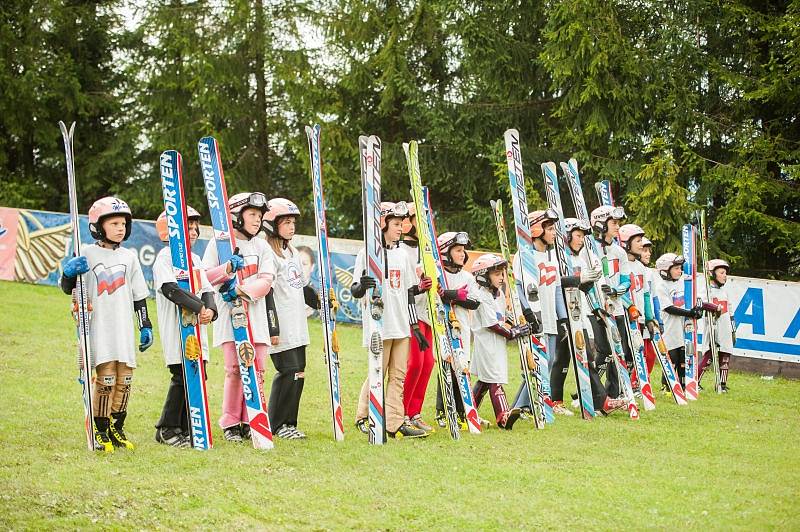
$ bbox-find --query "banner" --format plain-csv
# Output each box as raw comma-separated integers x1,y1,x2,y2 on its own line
1,206,798,359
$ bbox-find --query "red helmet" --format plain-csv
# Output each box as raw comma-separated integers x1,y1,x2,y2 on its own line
471,253,507,287
380,201,410,231
619,224,646,251
156,205,201,242
88,197,132,241
528,209,559,238
262,198,300,237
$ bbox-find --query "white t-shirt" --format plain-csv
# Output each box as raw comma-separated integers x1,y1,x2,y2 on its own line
470,286,508,384
514,249,559,335
656,278,686,351
595,240,630,316
566,249,595,333
444,268,478,366
81,244,150,368
700,281,735,352
355,245,416,347
202,236,275,346
399,242,430,326
628,259,649,323
270,243,310,354
153,247,212,365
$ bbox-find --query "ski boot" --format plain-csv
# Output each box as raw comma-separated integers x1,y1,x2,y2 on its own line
497,408,521,430
721,383,729,393
155,427,190,449
434,410,446,428
93,417,114,454
409,414,433,433
109,412,134,450
388,421,428,439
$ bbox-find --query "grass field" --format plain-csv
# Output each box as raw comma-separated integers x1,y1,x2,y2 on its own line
0,280,798,530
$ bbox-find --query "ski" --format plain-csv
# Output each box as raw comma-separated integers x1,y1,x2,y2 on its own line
198,136,274,450
359,133,386,445
652,326,689,405
59,120,95,451
491,199,547,429
541,162,595,420
503,129,554,423
306,125,346,442
404,141,461,440
423,186,482,434
698,210,723,393
159,150,213,450
561,159,639,419
682,223,700,400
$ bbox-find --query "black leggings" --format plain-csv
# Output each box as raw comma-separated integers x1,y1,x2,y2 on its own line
589,315,633,399
268,346,307,429
156,362,207,432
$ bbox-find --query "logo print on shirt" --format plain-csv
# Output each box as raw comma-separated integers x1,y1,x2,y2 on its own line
286,260,304,289
538,263,557,286
631,273,644,292
713,297,728,314
389,269,401,289
672,294,685,307
607,258,620,276
94,263,127,296
240,255,259,279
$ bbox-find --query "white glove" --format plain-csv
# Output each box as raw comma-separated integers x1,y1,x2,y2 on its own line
580,267,602,284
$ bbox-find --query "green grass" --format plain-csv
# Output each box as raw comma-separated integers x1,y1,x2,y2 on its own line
0,280,798,530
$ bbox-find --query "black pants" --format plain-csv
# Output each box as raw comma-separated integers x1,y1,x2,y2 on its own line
666,347,686,387
589,314,633,399
268,346,306,430
555,326,609,410
435,366,465,417
156,362,207,432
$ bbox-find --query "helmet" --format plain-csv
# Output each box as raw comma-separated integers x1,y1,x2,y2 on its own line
471,253,507,287
619,224,646,251
641,237,653,247
528,209,559,238
402,202,417,235
590,205,626,234
89,197,132,242
156,205,201,242
380,201,410,231
707,259,730,275
655,253,685,279
262,198,300,237
437,231,471,268
229,192,268,236
564,217,591,235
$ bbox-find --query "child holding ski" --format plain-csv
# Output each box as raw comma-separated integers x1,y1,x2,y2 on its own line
698,259,735,392
639,237,661,375
470,254,528,429
202,192,275,442
262,197,320,439
153,207,219,448
60,197,152,452
352,201,430,439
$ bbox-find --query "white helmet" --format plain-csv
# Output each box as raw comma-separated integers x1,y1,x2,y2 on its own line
655,253,685,279
229,192,268,237
437,231,471,269
619,224,646,251
471,253,507,288
590,205,626,234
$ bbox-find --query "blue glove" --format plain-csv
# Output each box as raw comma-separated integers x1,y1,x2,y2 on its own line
63,256,89,278
220,277,239,302
229,249,245,273
139,327,153,352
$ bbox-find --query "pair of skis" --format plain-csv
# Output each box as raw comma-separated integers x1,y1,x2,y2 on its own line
682,223,700,400
698,210,723,393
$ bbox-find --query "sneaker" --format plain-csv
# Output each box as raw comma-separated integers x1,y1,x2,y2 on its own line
388,421,428,439
240,423,251,440
275,424,301,439
571,397,580,409
288,425,307,439
223,425,243,442
477,416,491,429
601,396,628,415
355,417,369,434
518,407,532,421
498,408,521,430
552,401,574,417
410,414,433,432
155,427,190,449
109,412,134,450
434,410,446,428
721,383,729,393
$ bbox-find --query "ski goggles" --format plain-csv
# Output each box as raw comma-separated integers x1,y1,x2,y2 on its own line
529,208,559,227
451,232,471,246
565,219,591,233
609,206,626,220
672,255,686,266
383,201,411,219
231,192,268,211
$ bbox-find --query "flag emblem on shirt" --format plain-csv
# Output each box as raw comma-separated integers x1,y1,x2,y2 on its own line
389,269,401,289
94,263,127,296
240,255,259,279
538,263,557,286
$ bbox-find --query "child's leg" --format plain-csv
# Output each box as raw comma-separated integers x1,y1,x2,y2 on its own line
385,338,409,433
286,346,306,427
111,362,133,415
403,322,433,417
488,383,510,424
472,380,489,409
93,361,115,419
669,347,686,387
719,352,731,386
156,363,186,431
549,328,571,402
219,341,243,429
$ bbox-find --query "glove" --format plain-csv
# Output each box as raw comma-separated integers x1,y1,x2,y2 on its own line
526,283,539,302
627,304,641,321
411,324,430,351
557,318,570,343
360,275,377,290
220,277,239,303
63,256,89,278
139,327,153,352
580,267,602,284
522,308,542,334
228,248,245,273
645,320,658,336
600,284,614,297
509,324,532,339
690,305,704,319
417,275,432,292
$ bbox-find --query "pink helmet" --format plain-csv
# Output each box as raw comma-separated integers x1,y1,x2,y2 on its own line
437,231,471,268
156,205,201,242
229,192,267,236
619,224,646,250
471,253,507,287
528,209,559,238
655,252,685,279
262,198,300,236
379,201,410,231
88,197,132,241
641,237,653,247
707,259,730,275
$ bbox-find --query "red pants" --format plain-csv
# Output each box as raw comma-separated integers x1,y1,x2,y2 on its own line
403,321,434,417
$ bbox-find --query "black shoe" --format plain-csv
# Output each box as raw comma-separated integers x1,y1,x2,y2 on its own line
498,408,521,430
240,423,251,440
155,427,190,448
223,425,243,442
721,383,729,393
388,421,428,439
355,417,369,435
109,412,134,449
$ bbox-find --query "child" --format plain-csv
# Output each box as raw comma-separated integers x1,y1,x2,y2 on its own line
60,197,152,452
262,197,320,439
434,231,481,426
202,192,275,442
698,259,735,392
152,206,220,448
351,201,430,439
639,237,660,375
654,253,704,387
470,254,528,429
